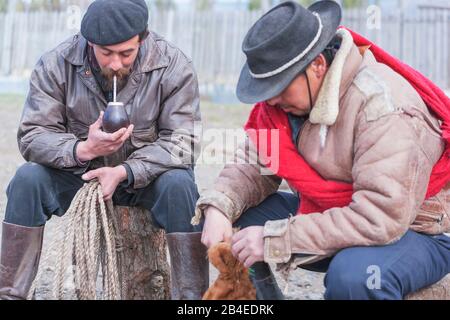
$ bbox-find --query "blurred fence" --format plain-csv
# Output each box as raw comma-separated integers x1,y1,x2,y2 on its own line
0,5,449,100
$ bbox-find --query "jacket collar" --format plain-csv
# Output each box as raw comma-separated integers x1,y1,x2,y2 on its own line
61,31,169,74
309,28,363,126
138,31,170,73
60,34,86,66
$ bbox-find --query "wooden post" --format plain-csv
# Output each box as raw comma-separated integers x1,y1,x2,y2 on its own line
113,206,171,300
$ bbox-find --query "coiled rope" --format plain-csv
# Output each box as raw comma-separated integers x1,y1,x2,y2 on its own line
29,181,126,300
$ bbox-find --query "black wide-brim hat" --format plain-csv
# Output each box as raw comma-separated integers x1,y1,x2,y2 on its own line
236,0,342,104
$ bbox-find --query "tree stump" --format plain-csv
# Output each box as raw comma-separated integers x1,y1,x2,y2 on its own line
405,274,450,300
113,206,170,300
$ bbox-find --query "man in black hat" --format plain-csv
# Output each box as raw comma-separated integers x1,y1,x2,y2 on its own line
195,1,449,300
0,0,208,300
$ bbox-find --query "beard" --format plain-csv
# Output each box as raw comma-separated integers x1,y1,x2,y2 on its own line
99,67,130,92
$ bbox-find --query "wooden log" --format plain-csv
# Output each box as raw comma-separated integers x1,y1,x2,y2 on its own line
112,206,170,300
405,274,450,300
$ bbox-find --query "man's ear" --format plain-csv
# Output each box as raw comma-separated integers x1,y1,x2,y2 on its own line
310,54,327,79
87,41,93,47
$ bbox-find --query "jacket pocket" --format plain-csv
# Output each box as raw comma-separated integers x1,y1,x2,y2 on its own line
412,189,450,234
130,126,158,148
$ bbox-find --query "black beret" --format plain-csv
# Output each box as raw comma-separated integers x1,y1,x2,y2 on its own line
81,0,149,46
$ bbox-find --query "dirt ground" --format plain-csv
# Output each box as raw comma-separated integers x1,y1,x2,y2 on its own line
0,94,325,300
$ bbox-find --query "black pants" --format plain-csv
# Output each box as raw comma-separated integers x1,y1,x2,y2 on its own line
5,162,200,233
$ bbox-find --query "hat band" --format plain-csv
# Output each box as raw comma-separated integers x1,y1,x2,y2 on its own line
249,12,323,79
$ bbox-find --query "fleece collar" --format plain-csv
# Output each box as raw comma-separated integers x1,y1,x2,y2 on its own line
309,28,362,126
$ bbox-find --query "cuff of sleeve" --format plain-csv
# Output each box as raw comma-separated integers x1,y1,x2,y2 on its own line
263,219,292,264
124,159,156,189
69,140,90,175
192,190,242,225
73,141,90,166
119,163,135,188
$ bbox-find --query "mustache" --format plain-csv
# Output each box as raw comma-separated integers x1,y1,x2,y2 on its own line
101,68,130,80
100,68,130,91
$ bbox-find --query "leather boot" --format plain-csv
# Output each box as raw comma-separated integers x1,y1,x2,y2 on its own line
249,262,284,300
0,222,44,300
166,232,209,300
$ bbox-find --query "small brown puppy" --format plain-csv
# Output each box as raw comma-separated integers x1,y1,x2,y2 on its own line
203,242,256,300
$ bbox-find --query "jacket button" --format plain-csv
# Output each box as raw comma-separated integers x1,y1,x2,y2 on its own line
85,69,91,75
274,250,280,257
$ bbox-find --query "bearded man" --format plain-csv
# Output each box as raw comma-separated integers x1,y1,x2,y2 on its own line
0,0,208,300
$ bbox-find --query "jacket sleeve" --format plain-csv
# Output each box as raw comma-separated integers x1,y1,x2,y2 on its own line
17,57,85,172
124,54,201,189
263,110,443,264
193,136,282,224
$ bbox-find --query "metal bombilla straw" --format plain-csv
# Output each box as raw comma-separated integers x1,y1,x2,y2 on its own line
113,75,117,102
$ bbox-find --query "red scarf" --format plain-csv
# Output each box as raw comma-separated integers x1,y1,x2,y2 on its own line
244,27,450,215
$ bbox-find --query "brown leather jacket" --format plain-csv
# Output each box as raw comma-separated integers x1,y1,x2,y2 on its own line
17,31,201,189
195,30,449,267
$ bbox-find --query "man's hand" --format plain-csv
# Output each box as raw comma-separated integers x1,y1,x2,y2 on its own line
77,112,134,162
231,226,265,268
82,165,128,200
201,206,233,248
